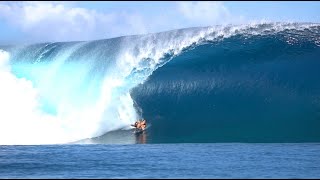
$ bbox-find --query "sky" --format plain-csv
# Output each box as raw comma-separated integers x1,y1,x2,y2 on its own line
0,1,319,45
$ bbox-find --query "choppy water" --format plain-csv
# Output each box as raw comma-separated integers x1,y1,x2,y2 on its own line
0,143,319,178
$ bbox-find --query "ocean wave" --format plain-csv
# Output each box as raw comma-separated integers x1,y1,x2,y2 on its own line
0,22,319,144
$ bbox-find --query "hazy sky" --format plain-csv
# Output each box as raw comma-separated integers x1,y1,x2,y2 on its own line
0,1,319,45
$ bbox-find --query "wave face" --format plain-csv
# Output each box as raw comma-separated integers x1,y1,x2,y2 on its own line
131,23,320,143
1,23,320,144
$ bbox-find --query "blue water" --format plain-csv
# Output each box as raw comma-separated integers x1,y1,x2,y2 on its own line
0,143,319,178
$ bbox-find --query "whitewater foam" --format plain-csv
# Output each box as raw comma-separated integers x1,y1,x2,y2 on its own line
0,48,136,145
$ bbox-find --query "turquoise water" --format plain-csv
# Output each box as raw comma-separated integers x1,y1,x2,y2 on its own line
0,143,319,178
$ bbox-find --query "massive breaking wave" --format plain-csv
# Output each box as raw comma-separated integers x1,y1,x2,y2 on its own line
0,23,319,144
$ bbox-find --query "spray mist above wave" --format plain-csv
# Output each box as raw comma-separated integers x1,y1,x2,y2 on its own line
0,22,319,145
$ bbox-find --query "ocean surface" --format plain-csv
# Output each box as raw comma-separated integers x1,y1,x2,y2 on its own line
0,143,319,178
0,22,320,178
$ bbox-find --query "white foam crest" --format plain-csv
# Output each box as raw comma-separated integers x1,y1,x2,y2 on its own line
118,22,319,79
116,27,216,82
